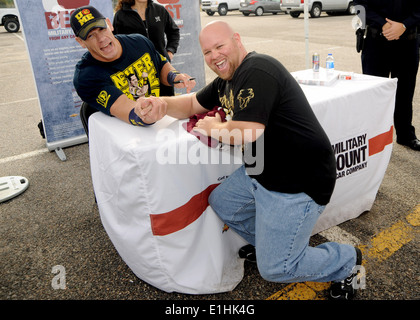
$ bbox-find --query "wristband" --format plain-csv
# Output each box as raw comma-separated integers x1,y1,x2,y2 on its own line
129,108,154,126
167,70,180,86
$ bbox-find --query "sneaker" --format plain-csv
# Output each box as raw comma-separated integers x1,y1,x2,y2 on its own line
329,247,363,300
238,244,256,263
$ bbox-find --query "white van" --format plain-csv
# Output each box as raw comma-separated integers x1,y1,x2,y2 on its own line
280,0,355,18
201,0,242,16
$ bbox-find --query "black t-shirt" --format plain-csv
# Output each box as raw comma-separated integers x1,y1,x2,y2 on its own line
196,52,336,205
73,34,168,115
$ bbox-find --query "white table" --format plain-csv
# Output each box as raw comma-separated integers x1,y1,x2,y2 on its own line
88,71,397,294
89,113,247,294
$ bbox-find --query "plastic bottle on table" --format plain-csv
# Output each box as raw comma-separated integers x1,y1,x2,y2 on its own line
326,53,335,76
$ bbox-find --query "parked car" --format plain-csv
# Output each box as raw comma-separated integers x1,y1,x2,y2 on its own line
0,7,20,33
240,0,282,16
201,0,241,16
280,0,355,18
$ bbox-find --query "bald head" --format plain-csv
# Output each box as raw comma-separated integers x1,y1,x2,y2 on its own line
199,21,247,80
199,21,235,42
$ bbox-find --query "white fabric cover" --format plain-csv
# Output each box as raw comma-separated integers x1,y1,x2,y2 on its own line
89,115,247,294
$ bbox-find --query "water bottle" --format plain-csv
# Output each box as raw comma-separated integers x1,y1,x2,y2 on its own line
326,53,335,75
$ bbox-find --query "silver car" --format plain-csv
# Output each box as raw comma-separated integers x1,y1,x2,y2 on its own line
280,0,355,18
240,0,283,16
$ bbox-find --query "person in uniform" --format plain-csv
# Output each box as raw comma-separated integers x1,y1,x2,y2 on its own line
355,0,420,151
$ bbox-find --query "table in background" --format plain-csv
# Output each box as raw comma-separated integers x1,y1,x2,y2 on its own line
292,70,397,233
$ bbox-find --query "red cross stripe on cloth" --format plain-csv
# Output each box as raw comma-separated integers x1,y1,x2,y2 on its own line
150,183,219,236
369,126,393,156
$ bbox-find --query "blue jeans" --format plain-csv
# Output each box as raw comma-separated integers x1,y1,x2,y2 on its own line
209,165,356,283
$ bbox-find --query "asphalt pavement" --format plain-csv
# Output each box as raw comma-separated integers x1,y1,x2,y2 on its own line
1,10,419,309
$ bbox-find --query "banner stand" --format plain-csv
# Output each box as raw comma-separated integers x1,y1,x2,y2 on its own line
47,135,89,161
14,0,113,161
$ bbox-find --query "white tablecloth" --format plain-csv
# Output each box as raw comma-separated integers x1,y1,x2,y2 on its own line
88,71,397,294
89,114,247,294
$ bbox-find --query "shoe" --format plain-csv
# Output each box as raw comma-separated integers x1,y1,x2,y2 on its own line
329,247,363,300
397,138,420,151
238,244,256,263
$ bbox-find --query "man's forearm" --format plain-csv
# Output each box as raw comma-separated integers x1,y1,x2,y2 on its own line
193,115,265,145
161,94,207,119
110,94,137,124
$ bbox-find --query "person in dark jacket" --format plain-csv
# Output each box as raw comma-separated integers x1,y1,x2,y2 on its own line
113,0,180,96
355,0,420,151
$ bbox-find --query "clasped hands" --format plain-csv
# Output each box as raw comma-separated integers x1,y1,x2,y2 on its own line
134,96,167,125
382,18,406,41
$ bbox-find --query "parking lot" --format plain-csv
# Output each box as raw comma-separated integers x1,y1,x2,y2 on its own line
1,9,419,305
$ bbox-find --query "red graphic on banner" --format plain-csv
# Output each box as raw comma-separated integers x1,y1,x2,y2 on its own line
156,0,182,21
44,0,91,35
155,0,179,4
58,0,89,9
45,11,72,29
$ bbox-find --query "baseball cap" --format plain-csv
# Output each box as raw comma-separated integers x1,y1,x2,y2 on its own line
70,6,107,40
